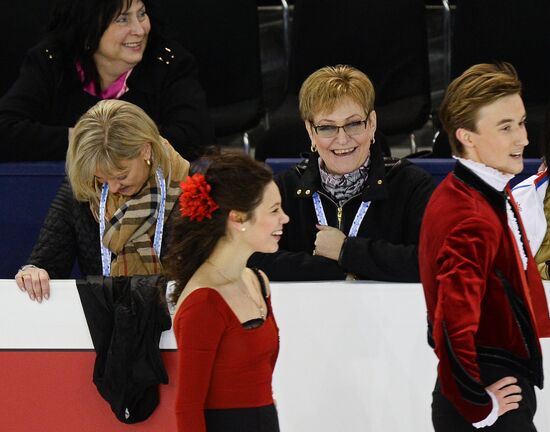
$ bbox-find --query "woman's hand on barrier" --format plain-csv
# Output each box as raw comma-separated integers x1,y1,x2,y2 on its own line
15,266,51,302
486,376,522,417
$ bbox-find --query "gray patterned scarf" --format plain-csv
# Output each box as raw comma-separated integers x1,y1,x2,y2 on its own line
319,158,370,205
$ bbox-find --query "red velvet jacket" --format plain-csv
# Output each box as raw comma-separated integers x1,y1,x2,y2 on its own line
419,162,550,422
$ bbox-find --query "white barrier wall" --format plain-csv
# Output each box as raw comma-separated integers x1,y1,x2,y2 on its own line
1,279,550,431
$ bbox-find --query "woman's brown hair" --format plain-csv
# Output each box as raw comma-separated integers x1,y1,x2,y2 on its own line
299,64,375,122
164,151,273,305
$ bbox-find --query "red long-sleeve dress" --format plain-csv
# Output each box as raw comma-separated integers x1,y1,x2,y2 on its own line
173,287,279,431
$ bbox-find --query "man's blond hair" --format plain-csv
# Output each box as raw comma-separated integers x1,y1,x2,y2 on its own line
439,62,522,156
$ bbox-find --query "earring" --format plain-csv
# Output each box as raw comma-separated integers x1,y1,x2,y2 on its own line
145,159,151,166
310,143,317,153
241,226,246,232
371,137,376,145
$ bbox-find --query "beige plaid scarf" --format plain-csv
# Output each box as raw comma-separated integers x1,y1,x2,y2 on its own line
101,144,189,276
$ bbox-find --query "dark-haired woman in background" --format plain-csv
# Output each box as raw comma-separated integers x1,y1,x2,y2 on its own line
165,153,289,432
0,0,213,161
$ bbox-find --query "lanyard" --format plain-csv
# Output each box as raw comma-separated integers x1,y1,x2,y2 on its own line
99,167,166,276
312,192,370,237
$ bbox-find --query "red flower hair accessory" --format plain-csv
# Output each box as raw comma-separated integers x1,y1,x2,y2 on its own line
179,173,219,222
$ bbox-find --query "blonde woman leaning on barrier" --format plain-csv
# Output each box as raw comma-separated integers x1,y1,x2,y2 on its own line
15,99,189,302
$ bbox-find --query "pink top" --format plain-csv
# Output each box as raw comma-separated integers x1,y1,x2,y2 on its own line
75,62,132,99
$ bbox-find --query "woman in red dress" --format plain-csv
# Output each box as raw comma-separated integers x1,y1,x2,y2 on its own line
165,152,289,432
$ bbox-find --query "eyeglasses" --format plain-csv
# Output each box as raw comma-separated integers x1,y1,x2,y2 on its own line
310,119,369,138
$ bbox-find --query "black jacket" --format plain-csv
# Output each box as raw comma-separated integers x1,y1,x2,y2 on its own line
26,178,174,277
0,36,214,161
249,144,436,281
76,275,171,424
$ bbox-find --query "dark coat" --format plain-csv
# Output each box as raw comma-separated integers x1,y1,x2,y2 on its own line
76,275,171,424
0,36,214,161
249,143,436,282
26,178,174,278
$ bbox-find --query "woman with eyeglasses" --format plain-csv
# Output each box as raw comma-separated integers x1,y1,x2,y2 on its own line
249,64,435,282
